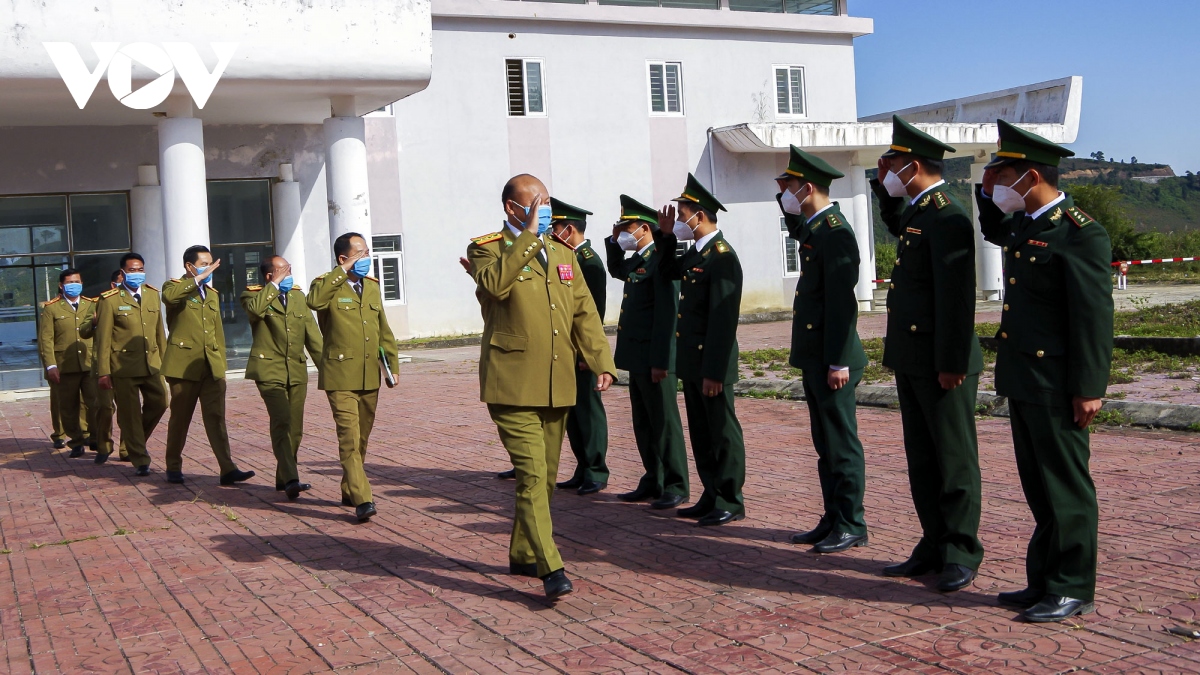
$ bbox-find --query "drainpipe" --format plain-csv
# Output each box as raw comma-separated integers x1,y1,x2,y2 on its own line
706,127,717,194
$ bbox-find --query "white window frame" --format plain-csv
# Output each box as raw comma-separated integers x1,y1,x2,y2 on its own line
365,103,394,117
780,217,801,278
646,61,685,117
505,57,547,118
371,234,407,306
773,64,807,119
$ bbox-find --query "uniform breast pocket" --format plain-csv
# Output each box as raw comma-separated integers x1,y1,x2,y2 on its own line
898,236,931,279
1025,249,1059,294
171,338,193,349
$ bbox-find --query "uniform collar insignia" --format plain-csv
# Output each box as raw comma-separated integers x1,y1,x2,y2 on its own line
918,194,932,208
1049,207,1063,222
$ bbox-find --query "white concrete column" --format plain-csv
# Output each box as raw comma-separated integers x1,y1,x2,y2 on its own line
272,163,307,286
157,97,210,276
130,165,167,288
324,95,372,249
970,160,1004,300
848,164,876,311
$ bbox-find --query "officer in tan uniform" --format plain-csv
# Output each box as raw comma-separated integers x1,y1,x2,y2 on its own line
80,270,128,463
38,268,98,458
241,255,323,500
161,245,254,486
308,232,400,523
467,173,617,599
95,253,168,476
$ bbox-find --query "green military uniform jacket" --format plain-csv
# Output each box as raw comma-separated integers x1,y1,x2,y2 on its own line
307,266,400,392
468,226,617,407
161,277,227,380
871,181,984,377
39,296,97,374
781,203,868,371
606,239,678,374
975,189,1114,404
658,231,742,384
94,284,166,378
240,284,323,385
574,240,607,322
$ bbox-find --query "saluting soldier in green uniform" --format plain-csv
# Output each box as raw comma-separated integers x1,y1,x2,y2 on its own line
870,116,984,591
241,255,323,500
467,174,617,599
654,174,746,527
976,120,1113,622
606,195,689,511
161,246,255,487
80,270,128,463
309,232,401,523
38,269,98,458
95,253,168,476
775,147,870,554
547,198,611,496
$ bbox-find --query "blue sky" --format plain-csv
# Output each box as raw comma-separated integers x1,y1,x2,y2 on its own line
850,0,1200,174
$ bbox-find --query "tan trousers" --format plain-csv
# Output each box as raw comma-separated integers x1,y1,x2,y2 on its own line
256,381,307,487
112,374,168,468
165,376,236,475
326,390,379,506
56,371,98,448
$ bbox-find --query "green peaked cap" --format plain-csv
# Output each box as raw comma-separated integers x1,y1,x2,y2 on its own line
881,114,956,160
985,119,1075,169
618,195,658,227
549,197,592,224
776,145,845,188
670,173,726,213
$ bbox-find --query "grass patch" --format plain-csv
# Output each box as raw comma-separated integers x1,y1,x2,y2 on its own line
1092,409,1134,428
1113,299,1200,337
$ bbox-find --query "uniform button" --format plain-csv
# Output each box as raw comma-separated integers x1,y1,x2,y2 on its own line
1009,277,1016,285
365,337,370,341
675,332,680,337
551,304,556,310
553,354,558,360
259,354,264,358
1003,304,1010,311
1015,251,1021,258
799,272,804,277
518,276,524,281
805,256,810,261
1036,350,1045,357
623,294,628,299
679,295,685,300
618,326,622,331
1030,256,1037,262
677,313,682,319
910,325,918,332
1003,246,1009,252
1000,332,1008,339
906,240,911,246
889,283,895,289
895,259,901,265
806,323,812,329
795,291,799,296
697,345,703,350
887,307,891,313
338,353,344,360
178,341,184,346
620,309,624,314
553,330,558,336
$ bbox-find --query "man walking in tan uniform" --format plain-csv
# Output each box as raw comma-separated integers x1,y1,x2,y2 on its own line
38,268,98,458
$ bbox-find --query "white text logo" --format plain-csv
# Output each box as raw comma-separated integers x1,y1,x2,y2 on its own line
43,42,238,110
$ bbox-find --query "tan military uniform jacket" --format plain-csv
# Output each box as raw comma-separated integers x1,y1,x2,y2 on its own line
307,266,400,392
240,284,323,385
94,284,166,378
161,277,227,380
468,226,616,408
38,296,97,374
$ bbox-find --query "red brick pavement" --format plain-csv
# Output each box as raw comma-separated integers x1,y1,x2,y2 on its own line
1,354,1199,674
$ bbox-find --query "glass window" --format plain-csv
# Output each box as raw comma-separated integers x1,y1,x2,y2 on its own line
73,252,127,299
372,235,405,304
728,0,837,12
600,0,719,7
775,66,806,117
648,62,683,115
70,194,131,252
208,180,273,246
781,217,800,276
506,58,546,117
0,195,69,255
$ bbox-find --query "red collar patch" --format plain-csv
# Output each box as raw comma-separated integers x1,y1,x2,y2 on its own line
1028,240,1049,247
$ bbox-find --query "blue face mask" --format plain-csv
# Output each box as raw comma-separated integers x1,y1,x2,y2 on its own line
352,257,372,278
278,276,294,293
193,266,208,280
124,272,146,289
62,282,82,298
513,201,555,236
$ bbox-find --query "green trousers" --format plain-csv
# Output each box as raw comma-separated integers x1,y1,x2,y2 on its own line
564,368,609,483
112,374,168,468
327,389,379,506
801,367,867,536
681,380,745,516
1010,399,1098,601
47,378,88,443
165,376,236,475
628,371,689,499
91,384,127,458
488,404,568,578
56,371,98,449
895,372,983,569
257,381,308,488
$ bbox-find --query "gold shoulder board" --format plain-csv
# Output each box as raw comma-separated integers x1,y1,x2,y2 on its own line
1066,206,1093,228
245,285,263,292
101,288,120,298
933,192,950,209
142,283,159,291
472,232,503,246
45,296,62,306
714,241,730,254
827,213,843,228
582,248,594,259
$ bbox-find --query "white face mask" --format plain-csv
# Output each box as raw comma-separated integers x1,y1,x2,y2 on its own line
672,212,698,241
616,230,640,251
881,162,915,198
993,170,1033,214
780,185,810,215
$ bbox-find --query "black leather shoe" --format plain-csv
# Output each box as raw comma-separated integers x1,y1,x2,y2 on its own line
698,510,744,527
790,518,833,545
577,481,606,496
509,561,539,578
937,564,977,592
1022,595,1094,623
68,446,85,458
284,480,303,501
617,487,657,502
649,493,686,510
812,531,868,554
676,503,710,519
219,469,255,486
998,587,1044,608
166,471,185,484
541,569,573,599
341,496,355,507
882,557,939,578
134,465,150,476
53,439,66,449
94,452,110,465
556,476,583,490
497,469,516,480
356,502,377,522
281,482,312,493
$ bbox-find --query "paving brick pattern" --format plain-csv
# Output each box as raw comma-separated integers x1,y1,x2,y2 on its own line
1,355,1199,674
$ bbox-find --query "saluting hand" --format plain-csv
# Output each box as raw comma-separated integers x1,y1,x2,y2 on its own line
196,259,221,282
458,257,471,274
595,373,614,392
523,193,546,233
656,204,676,233
981,167,999,197
340,249,367,273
